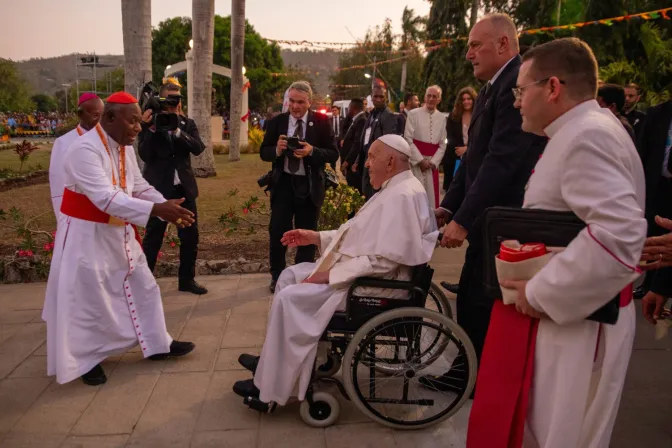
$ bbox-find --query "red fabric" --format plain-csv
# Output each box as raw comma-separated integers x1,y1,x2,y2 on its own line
467,301,539,448
78,93,100,106
60,188,143,247
106,91,138,104
412,139,440,208
468,242,545,448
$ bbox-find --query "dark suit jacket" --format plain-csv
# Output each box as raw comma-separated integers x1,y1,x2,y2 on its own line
444,116,465,169
441,56,547,237
358,107,399,163
259,111,339,207
138,116,205,201
342,112,367,165
329,115,344,140
624,108,646,141
638,100,672,217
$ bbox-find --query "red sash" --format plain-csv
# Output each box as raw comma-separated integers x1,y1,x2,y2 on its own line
61,188,143,247
467,247,633,448
413,139,440,208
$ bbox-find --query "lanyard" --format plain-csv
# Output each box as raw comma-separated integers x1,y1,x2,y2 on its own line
94,124,126,191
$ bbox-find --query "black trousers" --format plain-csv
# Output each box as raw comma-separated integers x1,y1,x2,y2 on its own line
455,240,493,369
642,178,672,292
269,173,319,281
443,157,457,191
143,184,199,282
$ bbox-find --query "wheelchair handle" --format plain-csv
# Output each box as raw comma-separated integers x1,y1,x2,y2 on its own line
438,232,443,242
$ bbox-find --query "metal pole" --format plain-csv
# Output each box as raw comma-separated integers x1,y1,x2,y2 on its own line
371,56,376,90
556,0,562,25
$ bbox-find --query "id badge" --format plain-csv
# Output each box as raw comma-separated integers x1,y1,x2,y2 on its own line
364,127,372,145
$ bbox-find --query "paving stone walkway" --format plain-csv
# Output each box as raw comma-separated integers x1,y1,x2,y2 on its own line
0,248,669,447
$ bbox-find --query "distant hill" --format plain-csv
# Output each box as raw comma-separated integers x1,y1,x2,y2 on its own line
16,54,124,95
16,49,340,96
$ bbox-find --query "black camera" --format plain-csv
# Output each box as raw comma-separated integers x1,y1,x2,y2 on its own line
286,136,302,152
139,82,180,132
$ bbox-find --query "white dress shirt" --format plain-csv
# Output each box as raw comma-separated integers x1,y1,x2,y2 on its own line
283,111,308,176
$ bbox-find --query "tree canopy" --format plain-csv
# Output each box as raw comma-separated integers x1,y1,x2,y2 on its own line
0,59,34,113
151,15,287,111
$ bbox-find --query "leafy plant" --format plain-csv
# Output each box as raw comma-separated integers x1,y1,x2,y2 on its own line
14,140,38,173
245,127,264,154
318,183,366,231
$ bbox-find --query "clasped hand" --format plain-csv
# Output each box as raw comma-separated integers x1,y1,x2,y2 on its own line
500,279,546,319
639,216,672,270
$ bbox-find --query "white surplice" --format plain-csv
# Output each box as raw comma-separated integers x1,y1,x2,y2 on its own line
49,125,85,230
522,100,646,448
254,170,439,405
404,107,447,208
42,126,172,384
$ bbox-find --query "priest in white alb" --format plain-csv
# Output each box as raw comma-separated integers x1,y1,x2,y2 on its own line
232,134,439,410
49,93,103,230
43,92,197,386
467,39,646,448
405,85,448,209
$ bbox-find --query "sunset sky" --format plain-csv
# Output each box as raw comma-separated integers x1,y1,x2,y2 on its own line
1,0,431,61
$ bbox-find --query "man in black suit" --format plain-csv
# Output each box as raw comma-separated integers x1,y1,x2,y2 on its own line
360,84,400,199
422,14,547,392
597,84,636,143
340,98,367,192
624,83,646,141
260,81,339,292
139,82,208,295
635,100,672,301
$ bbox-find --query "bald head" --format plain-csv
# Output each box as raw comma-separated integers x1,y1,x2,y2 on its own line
467,13,520,81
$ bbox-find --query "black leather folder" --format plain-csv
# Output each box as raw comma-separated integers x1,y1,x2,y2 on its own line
482,206,621,325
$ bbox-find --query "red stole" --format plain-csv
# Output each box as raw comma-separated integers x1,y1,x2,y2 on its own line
413,139,440,208
61,188,143,247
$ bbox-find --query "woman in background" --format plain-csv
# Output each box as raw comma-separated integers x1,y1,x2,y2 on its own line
443,86,477,191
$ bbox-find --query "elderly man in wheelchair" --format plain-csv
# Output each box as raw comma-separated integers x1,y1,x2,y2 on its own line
233,135,476,428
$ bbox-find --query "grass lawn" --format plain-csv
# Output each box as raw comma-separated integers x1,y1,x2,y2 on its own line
0,151,272,260
0,144,53,173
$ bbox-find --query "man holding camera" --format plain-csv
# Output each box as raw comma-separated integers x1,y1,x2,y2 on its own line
260,81,339,292
139,82,208,295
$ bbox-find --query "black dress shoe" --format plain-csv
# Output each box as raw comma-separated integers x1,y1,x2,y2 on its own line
233,378,260,399
81,364,107,386
440,281,460,295
269,280,277,293
238,354,260,374
148,340,196,360
178,280,208,295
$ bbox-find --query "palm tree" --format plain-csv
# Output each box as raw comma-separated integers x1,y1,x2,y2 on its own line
191,0,217,177
400,7,425,94
470,0,479,27
121,0,152,97
121,0,151,169
229,0,246,162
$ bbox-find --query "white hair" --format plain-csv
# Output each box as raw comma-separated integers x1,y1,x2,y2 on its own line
288,81,313,99
426,85,443,97
482,13,520,52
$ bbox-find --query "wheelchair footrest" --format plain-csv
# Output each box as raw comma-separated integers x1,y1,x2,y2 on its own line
244,396,277,413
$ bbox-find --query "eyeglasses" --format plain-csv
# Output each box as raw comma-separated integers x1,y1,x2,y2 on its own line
512,78,565,100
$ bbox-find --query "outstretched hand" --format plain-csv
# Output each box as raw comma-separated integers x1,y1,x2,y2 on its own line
281,229,320,248
151,198,195,228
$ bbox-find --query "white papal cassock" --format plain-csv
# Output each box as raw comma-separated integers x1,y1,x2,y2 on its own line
254,170,439,405
43,125,172,384
49,125,85,230
404,107,447,209
517,101,644,447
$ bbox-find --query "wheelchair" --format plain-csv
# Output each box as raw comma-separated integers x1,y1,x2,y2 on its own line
295,263,477,429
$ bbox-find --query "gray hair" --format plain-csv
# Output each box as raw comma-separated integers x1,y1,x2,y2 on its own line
482,13,520,52
426,85,443,97
288,81,313,99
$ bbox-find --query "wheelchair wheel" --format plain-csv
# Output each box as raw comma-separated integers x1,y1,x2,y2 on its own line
372,284,452,376
300,391,340,428
428,282,453,320
315,354,342,379
342,308,476,430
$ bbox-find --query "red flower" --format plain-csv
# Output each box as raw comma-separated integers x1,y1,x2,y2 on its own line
164,232,168,237
158,251,163,258
170,242,176,248
43,243,51,251
243,208,249,214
